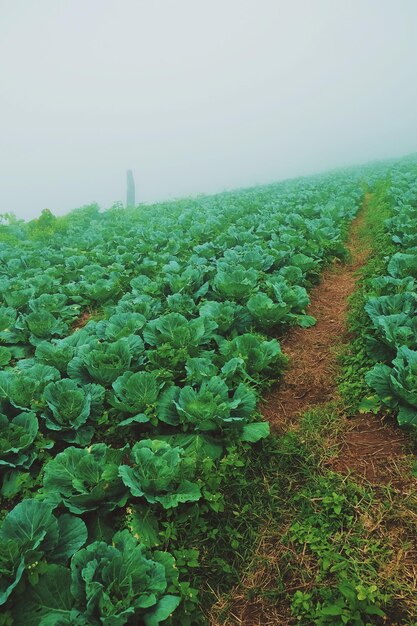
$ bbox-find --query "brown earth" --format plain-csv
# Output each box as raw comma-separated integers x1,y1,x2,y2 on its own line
329,413,410,485
261,204,370,430
70,309,93,331
260,195,410,483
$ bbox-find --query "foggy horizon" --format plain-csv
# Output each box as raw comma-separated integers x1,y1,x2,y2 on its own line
1,0,417,220
7,149,417,223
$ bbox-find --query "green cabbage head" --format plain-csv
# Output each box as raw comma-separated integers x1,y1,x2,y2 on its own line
42,444,129,514
365,346,417,425
0,499,87,607
119,439,201,508
13,530,180,626
41,379,104,444
0,411,38,469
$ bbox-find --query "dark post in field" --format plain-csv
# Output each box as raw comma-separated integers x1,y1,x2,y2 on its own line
126,170,135,208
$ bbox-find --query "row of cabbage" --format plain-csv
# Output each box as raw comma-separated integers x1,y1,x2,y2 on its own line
363,161,417,426
0,163,398,624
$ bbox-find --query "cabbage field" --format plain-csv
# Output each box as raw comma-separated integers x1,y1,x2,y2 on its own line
1,155,417,625
361,169,417,425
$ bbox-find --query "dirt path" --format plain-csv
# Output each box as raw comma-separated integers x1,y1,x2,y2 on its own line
261,202,371,430
261,194,412,485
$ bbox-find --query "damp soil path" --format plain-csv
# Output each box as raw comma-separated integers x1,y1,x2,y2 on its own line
260,193,411,484
261,202,372,431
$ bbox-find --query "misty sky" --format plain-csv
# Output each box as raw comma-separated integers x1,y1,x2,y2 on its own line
1,0,417,220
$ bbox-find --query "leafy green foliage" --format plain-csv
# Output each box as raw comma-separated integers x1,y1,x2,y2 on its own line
68,338,140,385
14,531,180,626
41,379,104,443
343,173,417,428
288,477,388,625
35,340,76,372
69,531,180,625
218,333,287,383
0,411,38,469
247,292,290,327
119,440,201,508
365,346,417,425
25,310,68,344
0,363,60,410
213,265,258,301
0,499,87,606
42,444,129,513
110,370,163,425
159,376,260,438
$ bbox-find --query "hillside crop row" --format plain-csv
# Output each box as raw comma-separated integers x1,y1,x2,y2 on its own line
361,169,417,427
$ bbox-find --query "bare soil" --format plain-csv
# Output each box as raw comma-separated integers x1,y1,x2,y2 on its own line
261,208,370,430
329,413,410,485
70,310,92,331
261,197,410,484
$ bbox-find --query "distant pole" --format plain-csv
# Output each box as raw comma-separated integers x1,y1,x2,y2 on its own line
126,169,135,207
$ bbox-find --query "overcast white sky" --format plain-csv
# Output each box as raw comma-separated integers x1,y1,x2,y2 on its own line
1,0,417,219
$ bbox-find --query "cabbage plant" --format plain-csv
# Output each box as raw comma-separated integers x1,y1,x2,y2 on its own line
157,376,265,441
0,306,17,334
0,499,87,606
25,310,68,344
0,363,60,410
35,340,76,372
119,440,201,508
218,333,287,382
213,265,258,301
178,377,255,429
268,276,310,312
94,312,146,341
0,306,24,344
0,411,38,469
365,346,417,425
364,293,417,360
82,276,121,303
110,370,163,425
198,300,251,334
42,444,129,513
14,530,180,626
28,293,79,322
0,347,12,366
185,356,218,385
247,292,290,328
41,379,105,444
143,313,217,372
387,252,417,279
143,313,216,350
68,337,143,385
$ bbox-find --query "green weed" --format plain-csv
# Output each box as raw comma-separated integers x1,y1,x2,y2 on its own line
338,181,396,413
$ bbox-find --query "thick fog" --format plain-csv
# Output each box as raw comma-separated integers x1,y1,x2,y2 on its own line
1,0,417,220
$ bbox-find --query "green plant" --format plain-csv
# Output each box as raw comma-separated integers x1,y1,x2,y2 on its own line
119,440,201,508
14,530,180,626
0,499,87,606
0,411,38,469
365,346,417,425
41,378,105,443
42,444,129,513
110,370,163,425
